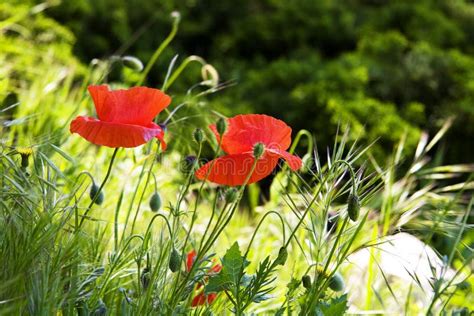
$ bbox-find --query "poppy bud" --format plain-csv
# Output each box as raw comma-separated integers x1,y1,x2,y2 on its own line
149,192,162,212
328,272,345,292
302,275,312,289
121,56,144,72
216,117,227,135
92,300,107,316
275,247,288,266
193,128,204,143
171,11,181,22
141,267,150,290
159,123,167,132
347,193,360,221
90,183,104,205
253,142,265,159
224,188,238,203
181,156,198,175
169,247,181,272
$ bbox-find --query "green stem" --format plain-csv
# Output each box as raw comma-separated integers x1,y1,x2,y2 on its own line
78,148,119,229
284,159,357,248
137,14,180,86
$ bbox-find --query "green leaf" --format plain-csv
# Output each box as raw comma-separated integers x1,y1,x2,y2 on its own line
252,293,272,303
205,273,233,294
221,242,248,286
205,242,248,295
315,294,348,316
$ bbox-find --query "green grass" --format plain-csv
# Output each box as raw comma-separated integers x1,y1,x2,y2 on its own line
0,5,473,315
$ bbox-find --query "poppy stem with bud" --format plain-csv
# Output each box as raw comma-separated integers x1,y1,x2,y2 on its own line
78,148,120,229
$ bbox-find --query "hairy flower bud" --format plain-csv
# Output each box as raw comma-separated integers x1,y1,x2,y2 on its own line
347,193,360,221
169,247,181,273
181,156,197,175
149,192,162,212
171,11,181,22
193,128,204,143
328,272,345,292
275,247,288,266
253,142,265,159
90,183,104,205
121,56,144,72
302,275,312,289
216,117,227,135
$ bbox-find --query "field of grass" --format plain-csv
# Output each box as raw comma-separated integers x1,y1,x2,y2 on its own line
1,5,473,315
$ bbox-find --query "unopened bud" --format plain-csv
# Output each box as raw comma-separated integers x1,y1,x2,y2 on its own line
193,128,204,143
328,272,344,292
302,275,312,289
169,247,181,272
121,56,144,72
347,193,360,221
253,143,265,159
216,117,227,135
90,183,104,205
171,11,181,22
149,192,162,212
181,156,197,175
275,247,288,266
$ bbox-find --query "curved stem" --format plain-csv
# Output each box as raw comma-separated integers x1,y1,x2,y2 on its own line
137,15,180,86
142,213,173,250
243,210,286,258
78,148,119,229
163,55,207,91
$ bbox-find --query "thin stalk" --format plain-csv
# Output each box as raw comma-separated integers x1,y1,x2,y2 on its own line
78,148,119,229
137,14,180,86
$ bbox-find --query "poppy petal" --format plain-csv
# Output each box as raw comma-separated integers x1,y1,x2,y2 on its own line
206,293,218,304
191,293,207,307
88,85,171,125
267,149,302,171
210,114,292,154
186,250,197,272
70,116,166,149
195,152,279,186
209,263,222,274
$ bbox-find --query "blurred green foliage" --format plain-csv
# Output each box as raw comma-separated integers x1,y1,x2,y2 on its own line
9,0,474,162
0,1,86,148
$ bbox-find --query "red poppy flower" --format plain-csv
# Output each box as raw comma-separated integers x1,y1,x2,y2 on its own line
186,250,222,307
195,114,302,186
70,85,171,149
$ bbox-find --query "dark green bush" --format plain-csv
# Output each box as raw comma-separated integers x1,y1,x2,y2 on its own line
32,0,474,162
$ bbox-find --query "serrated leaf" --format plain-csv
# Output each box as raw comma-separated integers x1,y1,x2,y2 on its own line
315,294,348,316
222,242,248,285
205,242,248,295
